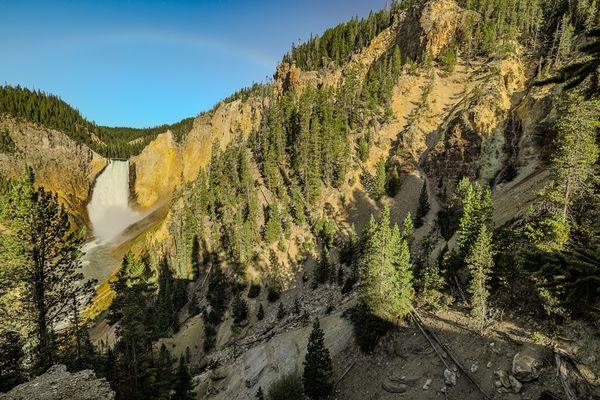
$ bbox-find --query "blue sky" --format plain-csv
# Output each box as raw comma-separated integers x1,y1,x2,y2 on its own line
0,0,388,127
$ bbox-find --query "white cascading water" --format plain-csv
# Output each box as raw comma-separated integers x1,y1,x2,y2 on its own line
80,159,147,286
87,159,142,243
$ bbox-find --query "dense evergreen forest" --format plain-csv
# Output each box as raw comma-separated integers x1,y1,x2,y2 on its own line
0,0,599,398
0,85,194,158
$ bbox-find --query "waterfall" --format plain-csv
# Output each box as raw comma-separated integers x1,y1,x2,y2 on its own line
87,159,143,243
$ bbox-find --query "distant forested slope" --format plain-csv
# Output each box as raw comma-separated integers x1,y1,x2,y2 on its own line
0,85,194,158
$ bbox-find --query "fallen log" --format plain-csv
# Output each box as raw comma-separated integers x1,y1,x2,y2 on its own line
334,359,356,389
411,313,452,371
555,353,578,400
412,311,492,400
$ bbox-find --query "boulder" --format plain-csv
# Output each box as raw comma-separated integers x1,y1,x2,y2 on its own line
382,380,408,393
508,375,522,393
444,369,457,386
512,351,542,382
494,370,511,389
0,365,115,400
210,366,229,381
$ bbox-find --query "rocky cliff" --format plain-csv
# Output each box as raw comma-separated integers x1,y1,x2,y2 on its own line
0,365,115,400
130,97,261,209
0,116,106,225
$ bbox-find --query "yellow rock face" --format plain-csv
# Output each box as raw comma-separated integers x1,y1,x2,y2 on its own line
131,98,261,209
0,116,107,225
131,131,181,209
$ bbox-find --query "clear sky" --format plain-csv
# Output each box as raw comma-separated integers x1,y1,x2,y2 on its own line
0,0,388,128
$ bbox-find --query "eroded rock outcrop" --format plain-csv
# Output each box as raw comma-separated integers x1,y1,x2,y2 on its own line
395,0,477,62
0,365,115,400
0,116,106,224
130,98,261,209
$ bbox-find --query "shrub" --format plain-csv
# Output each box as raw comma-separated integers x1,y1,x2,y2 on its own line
257,303,265,320
232,294,248,324
267,286,281,302
268,373,304,400
277,302,286,320
203,323,217,351
248,283,261,299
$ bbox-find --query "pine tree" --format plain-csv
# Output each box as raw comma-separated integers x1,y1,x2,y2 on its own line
415,182,430,228
155,344,174,399
277,302,286,320
544,96,599,224
256,387,265,400
402,212,414,242
392,45,402,77
555,14,575,68
373,156,386,200
172,356,195,400
0,167,94,372
386,165,401,196
232,293,249,324
0,331,24,392
257,303,265,320
264,203,282,244
455,178,493,257
302,319,333,399
537,29,600,97
294,297,302,314
523,247,600,317
466,225,494,334
359,207,414,322
314,247,332,286
108,254,161,400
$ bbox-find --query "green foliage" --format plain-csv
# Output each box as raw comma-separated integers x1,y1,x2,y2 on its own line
415,182,430,228
386,164,401,196
527,95,599,251
454,177,493,257
417,260,451,310
283,2,406,70
257,303,265,320
0,129,16,153
203,323,217,352
277,302,286,320
402,212,414,242
302,319,333,399
172,356,195,400
232,293,249,324
248,283,261,298
264,204,282,245
357,134,370,162
466,225,494,334
314,247,333,286
373,157,387,201
523,247,600,318
358,207,414,323
0,167,95,373
205,266,230,325
0,331,24,392
438,43,457,72
107,253,178,400
314,215,336,248
268,372,304,400
0,85,194,158
188,293,200,317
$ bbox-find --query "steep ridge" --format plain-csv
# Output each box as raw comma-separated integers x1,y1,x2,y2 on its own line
130,97,262,209
0,115,106,224
136,2,590,399
2,0,599,398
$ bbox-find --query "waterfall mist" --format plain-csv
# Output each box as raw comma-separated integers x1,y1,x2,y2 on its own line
87,159,144,243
